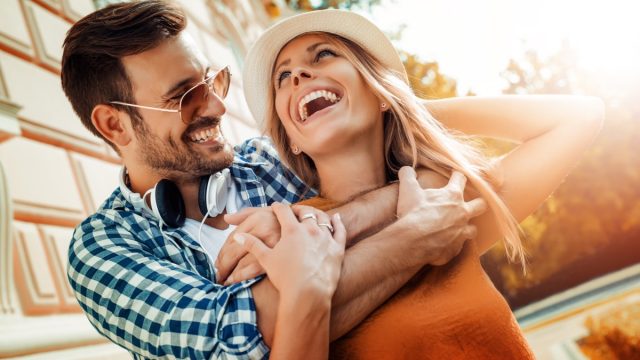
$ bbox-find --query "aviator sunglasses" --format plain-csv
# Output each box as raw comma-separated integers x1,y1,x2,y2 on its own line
110,66,231,124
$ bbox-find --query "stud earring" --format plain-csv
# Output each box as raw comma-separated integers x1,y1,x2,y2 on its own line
291,144,301,155
381,102,387,110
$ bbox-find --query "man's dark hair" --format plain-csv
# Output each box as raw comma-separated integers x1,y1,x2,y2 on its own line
61,0,186,149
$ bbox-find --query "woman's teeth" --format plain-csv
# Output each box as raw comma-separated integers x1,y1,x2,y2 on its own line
189,127,219,143
298,90,341,121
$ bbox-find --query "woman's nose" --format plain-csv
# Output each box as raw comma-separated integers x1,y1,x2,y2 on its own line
292,68,312,86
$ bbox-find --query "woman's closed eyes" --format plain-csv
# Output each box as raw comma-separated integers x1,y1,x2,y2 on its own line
275,47,339,88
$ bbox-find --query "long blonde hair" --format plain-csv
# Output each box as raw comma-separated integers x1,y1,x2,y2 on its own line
266,32,525,265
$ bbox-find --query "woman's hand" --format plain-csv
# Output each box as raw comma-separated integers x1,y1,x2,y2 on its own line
234,202,347,301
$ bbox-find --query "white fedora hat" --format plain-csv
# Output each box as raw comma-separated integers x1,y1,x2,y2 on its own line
242,9,407,129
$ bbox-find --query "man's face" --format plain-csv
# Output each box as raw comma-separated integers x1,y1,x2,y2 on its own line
121,32,233,180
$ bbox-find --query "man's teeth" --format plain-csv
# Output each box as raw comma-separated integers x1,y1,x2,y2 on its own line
189,127,219,143
298,90,341,121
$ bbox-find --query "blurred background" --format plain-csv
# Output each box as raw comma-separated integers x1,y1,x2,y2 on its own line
0,0,637,359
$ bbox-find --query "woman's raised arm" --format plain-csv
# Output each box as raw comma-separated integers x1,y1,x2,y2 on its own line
424,95,604,253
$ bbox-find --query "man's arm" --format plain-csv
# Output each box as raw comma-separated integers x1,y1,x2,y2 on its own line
249,168,483,342
67,215,269,359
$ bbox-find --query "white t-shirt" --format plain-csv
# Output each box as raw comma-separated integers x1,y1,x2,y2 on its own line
181,183,245,263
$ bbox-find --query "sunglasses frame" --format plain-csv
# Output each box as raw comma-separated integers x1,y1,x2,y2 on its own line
109,66,230,124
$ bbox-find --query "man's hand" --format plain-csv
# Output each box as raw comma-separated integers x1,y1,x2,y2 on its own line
216,207,278,284
397,167,487,266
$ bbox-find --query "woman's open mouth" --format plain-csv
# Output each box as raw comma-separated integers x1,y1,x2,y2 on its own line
297,89,342,122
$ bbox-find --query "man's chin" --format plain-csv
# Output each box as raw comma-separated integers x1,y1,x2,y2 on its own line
192,143,234,176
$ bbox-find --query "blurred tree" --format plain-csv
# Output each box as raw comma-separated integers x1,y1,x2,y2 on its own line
482,42,640,307
401,51,458,99
285,0,382,11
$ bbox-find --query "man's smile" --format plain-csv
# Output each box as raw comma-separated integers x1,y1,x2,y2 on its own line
188,125,222,143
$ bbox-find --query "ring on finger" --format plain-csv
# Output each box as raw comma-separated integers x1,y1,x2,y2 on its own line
299,213,318,222
317,223,334,233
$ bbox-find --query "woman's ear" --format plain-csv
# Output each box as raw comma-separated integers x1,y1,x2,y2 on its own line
91,104,132,148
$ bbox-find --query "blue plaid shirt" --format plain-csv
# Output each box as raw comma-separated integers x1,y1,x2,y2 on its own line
67,137,315,359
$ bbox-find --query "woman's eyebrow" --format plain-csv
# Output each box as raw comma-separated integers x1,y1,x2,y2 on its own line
273,42,330,75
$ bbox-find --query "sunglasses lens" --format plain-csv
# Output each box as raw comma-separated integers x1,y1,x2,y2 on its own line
179,67,230,124
179,82,208,124
213,67,230,99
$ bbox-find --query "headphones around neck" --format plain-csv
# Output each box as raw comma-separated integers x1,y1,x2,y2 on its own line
120,168,231,228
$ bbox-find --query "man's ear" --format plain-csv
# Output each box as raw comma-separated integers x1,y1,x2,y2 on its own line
91,104,132,148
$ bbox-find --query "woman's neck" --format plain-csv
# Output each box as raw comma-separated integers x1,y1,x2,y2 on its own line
314,141,386,203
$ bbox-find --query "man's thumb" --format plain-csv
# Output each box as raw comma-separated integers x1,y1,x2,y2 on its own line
398,166,420,194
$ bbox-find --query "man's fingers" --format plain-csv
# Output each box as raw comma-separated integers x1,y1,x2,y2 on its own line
398,166,420,187
224,207,261,225
462,225,478,240
291,204,316,217
331,213,347,248
398,166,421,198
235,232,270,265
447,171,467,192
272,202,300,232
465,198,488,218
215,237,246,284
224,260,265,286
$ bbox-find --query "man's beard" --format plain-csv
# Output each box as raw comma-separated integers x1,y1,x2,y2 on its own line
135,116,234,180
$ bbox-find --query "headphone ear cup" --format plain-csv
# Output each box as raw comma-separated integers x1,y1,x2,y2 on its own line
198,170,231,218
198,175,210,217
154,179,185,228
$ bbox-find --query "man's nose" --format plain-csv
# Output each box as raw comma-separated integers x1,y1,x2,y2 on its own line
292,68,312,87
193,92,226,122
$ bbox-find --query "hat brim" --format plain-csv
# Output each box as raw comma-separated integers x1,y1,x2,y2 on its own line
242,9,406,129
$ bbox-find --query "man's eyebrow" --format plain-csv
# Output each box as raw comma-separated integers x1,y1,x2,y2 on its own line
273,42,329,75
163,66,210,98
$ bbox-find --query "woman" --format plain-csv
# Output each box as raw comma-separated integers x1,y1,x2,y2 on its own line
240,9,603,359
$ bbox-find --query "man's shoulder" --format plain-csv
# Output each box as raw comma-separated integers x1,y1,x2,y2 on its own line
233,136,281,164
72,187,146,245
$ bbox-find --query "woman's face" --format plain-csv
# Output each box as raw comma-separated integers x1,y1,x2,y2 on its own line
272,34,383,157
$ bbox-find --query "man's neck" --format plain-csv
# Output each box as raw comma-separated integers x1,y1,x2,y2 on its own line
126,164,229,230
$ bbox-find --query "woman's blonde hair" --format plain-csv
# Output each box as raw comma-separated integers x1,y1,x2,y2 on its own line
266,32,525,265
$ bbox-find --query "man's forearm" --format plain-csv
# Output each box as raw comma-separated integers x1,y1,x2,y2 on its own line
327,183,399,244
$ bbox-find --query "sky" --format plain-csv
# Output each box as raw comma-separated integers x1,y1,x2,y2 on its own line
357,0,640,94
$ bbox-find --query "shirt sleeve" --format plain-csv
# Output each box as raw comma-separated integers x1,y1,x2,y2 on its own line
234,136,317,203
67,213,270,359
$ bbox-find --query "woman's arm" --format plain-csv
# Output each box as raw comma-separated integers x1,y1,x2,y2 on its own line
238,203,346,359
424,95,604,253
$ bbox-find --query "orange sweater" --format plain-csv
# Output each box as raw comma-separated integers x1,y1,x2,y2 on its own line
301,197,535,360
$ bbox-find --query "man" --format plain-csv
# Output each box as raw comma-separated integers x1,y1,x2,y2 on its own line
63,1,483,358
